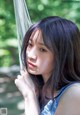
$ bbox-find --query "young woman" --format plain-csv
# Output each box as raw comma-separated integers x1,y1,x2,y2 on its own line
15,16,80,115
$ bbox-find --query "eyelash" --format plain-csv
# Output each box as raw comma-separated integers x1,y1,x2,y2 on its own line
39,48,47,52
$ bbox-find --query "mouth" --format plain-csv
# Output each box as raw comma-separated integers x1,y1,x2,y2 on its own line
27,61,37,69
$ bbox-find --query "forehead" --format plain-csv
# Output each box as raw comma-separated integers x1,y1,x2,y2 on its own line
30,29,43,43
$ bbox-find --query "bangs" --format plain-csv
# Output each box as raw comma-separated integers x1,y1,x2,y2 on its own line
29,28,41,41
41,27,55,53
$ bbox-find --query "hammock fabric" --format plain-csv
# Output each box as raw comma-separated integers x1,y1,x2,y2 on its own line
13,0,32,69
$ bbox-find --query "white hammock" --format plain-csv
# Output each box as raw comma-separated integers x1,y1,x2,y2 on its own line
13,0,32,69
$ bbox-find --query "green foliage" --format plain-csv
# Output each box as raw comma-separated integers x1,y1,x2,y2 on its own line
0,0,80,67
0,0,19,67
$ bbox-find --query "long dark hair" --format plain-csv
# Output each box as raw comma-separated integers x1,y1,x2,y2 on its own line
21,16,80,106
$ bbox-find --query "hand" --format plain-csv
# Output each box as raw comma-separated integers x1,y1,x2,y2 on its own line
15,69,36,99
14,70,40,115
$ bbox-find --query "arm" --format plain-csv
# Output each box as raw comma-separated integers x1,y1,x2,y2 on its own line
55,83,80,115
15,70,40,115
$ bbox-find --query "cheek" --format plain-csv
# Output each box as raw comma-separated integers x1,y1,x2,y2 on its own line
26,49,28,56
38,57,53,72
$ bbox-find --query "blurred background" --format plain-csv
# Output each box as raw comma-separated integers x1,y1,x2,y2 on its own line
0,0,80,115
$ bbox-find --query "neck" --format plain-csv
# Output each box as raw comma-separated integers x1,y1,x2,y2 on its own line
42,72,52,83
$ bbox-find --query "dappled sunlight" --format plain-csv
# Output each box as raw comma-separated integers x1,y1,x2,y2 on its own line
5,39,18,47
0,87,5,93
17,100,24,110
41,0,49,5
0,19,5,26
0,77,10,83
6,91,21,98
38,4,44,11
0,49,10,57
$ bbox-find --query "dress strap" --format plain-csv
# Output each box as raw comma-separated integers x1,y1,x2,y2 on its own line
41,82,80,115
55,82,79,104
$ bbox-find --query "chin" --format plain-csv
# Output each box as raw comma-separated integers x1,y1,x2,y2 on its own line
28,69,38,75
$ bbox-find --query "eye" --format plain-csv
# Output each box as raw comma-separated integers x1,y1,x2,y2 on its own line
39,48,47,52
28,42,33,47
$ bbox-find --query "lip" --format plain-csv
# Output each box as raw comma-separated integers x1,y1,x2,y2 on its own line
27,61,36,68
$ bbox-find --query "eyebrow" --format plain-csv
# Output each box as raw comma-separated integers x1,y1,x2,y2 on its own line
38,42,45,46
29,39,45,46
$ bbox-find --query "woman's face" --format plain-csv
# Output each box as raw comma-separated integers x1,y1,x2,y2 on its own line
26,29,54,82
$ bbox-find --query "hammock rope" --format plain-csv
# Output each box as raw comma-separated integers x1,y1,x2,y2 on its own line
13,0,32,69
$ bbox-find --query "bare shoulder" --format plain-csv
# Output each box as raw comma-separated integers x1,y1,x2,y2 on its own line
55,83,80,115
64,83,80,99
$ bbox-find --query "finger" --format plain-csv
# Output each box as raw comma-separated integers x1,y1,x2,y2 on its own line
19,70,28,85
17,75,22,79
20,70,35,90
20,69,29,78
17,72,29,86
14,77,31,98
15,78,18,84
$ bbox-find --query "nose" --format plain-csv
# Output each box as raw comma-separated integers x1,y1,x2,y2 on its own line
27,47,37,60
